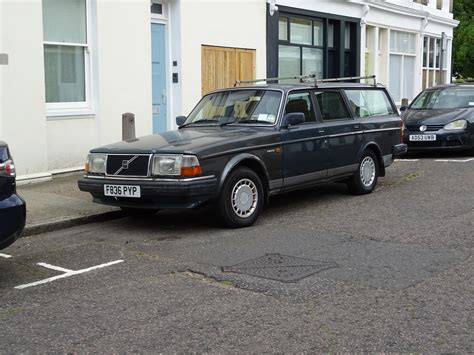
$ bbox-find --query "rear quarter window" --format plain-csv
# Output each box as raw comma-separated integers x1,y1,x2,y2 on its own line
344,89,395,118
0,147,8,163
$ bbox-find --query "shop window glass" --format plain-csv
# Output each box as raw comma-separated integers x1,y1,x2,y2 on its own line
290,18,312,45
327,23,334,48
389,54,402,102
313,20,323,46
344,25,351,49
278,45,300,80
279,17,288,41
302,48,323,79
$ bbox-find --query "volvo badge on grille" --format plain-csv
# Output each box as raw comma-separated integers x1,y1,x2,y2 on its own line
114,155,139,175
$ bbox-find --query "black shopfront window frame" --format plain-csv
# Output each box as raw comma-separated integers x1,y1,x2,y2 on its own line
277,15,325,77
267,5,361,80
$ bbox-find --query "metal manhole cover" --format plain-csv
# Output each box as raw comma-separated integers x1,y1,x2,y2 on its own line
222,253,337,283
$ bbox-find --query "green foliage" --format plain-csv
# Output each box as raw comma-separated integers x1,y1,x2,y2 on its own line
453,0,474,78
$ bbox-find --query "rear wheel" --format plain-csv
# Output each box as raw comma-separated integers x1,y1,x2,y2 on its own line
217,167,264,228
348,150,379,195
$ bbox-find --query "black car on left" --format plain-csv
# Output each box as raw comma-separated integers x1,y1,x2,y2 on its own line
402,85,474,153
0,141,26,250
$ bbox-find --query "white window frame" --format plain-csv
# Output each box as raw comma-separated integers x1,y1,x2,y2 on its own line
388,30,418,103
150,0,167,21
422,35,445,89
44,0,94,118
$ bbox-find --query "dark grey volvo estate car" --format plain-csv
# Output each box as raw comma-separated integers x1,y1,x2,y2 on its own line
79,76,407,228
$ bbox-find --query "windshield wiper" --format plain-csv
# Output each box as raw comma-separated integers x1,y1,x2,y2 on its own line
238,120,274,124
180,119,219,128
220,118,239,126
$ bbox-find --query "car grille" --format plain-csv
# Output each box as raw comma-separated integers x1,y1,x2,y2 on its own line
406,124,444,132
106,154,151,177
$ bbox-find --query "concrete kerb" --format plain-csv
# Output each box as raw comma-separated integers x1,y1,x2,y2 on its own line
22,210,125,237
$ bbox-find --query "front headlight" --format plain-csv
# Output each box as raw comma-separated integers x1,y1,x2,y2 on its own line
86,153,107,174
444,119,468,131
152,155,201,177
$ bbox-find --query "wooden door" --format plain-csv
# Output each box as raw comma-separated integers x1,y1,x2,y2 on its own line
201,45,256,95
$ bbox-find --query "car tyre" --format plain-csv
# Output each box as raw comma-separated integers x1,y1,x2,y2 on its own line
217,167,264,228
120,207,159,216
348,150,379,195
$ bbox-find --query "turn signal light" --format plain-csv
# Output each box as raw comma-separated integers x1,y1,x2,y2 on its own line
181,165,202,177
84,162,90,173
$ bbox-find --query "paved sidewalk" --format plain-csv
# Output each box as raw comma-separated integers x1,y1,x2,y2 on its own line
17,173,122,236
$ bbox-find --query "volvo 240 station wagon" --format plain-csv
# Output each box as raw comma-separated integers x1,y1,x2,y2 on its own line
79,76,407,228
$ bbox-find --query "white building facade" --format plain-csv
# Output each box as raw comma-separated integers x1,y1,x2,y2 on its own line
0,0,457,179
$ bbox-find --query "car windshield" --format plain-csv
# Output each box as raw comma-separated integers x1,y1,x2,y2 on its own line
410,87,474,110
185,90,282,125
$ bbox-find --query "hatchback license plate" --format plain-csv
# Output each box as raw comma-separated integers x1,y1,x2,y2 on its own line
409,134,436,141
104,184,141,198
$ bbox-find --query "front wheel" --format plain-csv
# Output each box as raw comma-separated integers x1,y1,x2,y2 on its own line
347,150,379,195
217,167,264,228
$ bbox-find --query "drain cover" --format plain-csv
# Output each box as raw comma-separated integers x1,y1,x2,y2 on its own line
222,253,337,283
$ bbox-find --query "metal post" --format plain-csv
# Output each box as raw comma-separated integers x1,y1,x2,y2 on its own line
122,112,136,141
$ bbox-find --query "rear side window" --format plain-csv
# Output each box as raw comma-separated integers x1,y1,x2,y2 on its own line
0,147,8,163
345,89,395,118
285,92,316,123
314,91,351,120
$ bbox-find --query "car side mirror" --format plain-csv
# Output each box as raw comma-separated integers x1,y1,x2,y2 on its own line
176,116,187,127
282,113,305,128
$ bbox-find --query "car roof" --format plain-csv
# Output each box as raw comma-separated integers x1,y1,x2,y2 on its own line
209,82,386,94
424,84,474,90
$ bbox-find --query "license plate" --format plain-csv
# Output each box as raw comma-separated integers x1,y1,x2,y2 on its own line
104,184,141,198
409,134,436,141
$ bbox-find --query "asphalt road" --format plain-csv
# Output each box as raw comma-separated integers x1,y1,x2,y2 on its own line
1,154,473,352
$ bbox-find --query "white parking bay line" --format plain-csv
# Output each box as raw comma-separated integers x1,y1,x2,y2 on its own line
15,260,124,290
37,262,74,273
0,253,12,258
395,159,420,162
435,158,474,163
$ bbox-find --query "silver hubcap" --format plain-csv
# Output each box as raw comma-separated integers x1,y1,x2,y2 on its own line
360,156,376,187
231,178,258,218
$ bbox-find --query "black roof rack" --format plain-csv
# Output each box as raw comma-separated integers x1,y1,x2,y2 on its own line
235,74,378,87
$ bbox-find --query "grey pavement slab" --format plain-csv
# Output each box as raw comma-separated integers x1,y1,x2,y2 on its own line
17,173,120,235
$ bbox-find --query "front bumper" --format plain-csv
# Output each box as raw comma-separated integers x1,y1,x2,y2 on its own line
393,143,408,157
78,175,219,209
404,130,474,151
0,193,26,249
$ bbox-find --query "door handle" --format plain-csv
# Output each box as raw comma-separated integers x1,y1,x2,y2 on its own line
354,124,360,129
318,129,326,134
